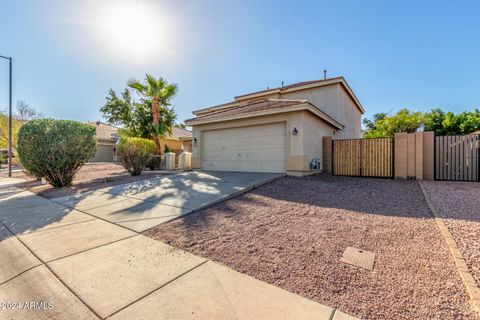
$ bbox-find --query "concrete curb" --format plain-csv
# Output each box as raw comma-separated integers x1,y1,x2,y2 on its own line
419,181,480,315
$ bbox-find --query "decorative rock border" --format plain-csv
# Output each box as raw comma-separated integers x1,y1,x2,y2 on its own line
419,181,480,314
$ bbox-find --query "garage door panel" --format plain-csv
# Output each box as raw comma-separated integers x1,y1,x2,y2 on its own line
202,159,285,172
202,123,286,173
91,144,114,162
203,150,286,161
203,137,284,150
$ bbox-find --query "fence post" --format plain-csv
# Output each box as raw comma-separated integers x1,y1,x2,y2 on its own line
422,132,435,180
394,133,408,179
165,152,176,170
322,136,332,174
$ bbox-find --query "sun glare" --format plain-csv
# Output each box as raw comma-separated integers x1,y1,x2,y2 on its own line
95,1,170,62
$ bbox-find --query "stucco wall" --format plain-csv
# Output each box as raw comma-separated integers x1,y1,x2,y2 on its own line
183,140,192,152
394,131,434,180
301,111,336,171
160,138,186,157
336,85,362,139
251,83,362,139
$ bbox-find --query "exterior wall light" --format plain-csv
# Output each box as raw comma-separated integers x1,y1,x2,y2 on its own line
292,127,298,136
193,137,197,144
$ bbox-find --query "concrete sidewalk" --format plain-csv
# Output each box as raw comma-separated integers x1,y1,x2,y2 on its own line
0,177,357,320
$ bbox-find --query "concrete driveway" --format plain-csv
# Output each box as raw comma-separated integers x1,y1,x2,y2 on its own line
0,174,357,320
50,171,281,232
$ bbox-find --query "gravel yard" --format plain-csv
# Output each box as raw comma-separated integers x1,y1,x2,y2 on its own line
146,175,478,320
1,163,170,199
421,181,480,287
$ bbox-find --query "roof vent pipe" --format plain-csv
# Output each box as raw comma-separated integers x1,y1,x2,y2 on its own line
281,81,284,87
323,70,327,80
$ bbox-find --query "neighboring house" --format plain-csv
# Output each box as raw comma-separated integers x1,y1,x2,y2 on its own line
88,121,120,162
472,130,480,135
185,76,364,176
88,121,192,162
160,127,193,156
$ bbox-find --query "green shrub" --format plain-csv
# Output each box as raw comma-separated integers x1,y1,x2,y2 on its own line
147,155,163,170
17,119,97,187
117,137,155,176
164,145,173,154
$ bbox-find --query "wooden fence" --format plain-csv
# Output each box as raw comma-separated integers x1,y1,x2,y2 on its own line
332,137,394,178
435,135,479,181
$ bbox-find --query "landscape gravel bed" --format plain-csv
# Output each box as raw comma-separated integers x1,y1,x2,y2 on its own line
421,181,480,287
146,175,478,320
0,163,169,199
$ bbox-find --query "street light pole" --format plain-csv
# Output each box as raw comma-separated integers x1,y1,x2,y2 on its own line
0,55,12,177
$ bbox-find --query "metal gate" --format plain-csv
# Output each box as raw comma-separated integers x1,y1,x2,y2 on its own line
332,137,394,178
435,134,479,181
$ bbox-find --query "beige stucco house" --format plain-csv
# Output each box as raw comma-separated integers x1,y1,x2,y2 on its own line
185,77,364,176
161,127,193,156
88,121,192,162
88,121,120,162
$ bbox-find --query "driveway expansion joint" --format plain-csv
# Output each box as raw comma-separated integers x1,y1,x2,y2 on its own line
0,219,103,319
104,259,209,319
44,234,140,264
419,181,480,315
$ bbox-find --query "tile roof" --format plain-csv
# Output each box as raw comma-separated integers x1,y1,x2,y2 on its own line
88,121,192,140
88,121,119,141
187,99,307,123
234,77,344,99
168,127,192,139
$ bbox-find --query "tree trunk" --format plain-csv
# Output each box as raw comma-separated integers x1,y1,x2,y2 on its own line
154,136,161,155
152,96,161,154
152,96,159,126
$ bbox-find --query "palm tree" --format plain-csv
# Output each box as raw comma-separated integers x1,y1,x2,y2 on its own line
128,74,178,154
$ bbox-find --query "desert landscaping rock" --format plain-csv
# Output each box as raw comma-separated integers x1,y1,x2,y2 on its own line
146,175,479,320
421,181,480,287
52,191,131,210
1,163,170,199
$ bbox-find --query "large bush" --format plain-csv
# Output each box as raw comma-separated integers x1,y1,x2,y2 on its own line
17,119,97,187
117,137,155,176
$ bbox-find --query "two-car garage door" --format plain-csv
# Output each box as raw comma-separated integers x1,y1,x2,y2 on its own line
202,122,286,173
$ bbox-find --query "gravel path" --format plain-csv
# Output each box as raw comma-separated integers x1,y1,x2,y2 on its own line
146,176,478,320
421,181,480,288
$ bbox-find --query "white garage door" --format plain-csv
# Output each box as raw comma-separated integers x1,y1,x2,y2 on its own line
202,122,286,173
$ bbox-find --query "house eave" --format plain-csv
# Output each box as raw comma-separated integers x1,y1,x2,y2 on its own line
185,102,344,130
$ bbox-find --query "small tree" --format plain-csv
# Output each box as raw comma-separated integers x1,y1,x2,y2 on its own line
0,101,43,152
100,88,176,141
362,108,424,138
117,137,155,176
127,74,178,154
17,119,97,187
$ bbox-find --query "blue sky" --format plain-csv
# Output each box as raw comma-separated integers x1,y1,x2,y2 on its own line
1,0,479,124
